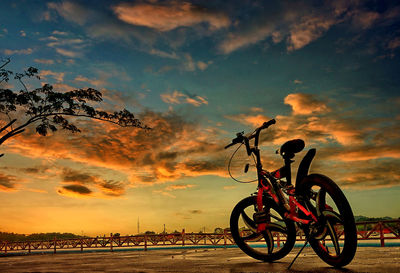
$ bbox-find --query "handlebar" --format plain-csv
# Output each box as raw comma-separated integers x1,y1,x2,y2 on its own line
224,118,276,149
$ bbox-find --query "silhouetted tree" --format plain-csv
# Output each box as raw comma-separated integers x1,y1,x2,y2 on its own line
0,59,149,157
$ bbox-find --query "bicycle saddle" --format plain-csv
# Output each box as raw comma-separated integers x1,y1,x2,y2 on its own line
279,139,305,159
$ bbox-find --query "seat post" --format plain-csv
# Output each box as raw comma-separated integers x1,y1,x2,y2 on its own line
284,158,293,186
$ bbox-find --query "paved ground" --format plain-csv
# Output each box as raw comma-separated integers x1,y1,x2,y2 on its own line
0,247,399,272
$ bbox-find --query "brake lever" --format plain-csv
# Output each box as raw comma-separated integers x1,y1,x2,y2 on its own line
224,131,245,149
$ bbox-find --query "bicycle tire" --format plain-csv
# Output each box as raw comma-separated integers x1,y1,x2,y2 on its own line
230,196,296,262
296,174,357,267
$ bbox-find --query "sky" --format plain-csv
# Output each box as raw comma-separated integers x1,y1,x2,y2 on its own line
0,0,399,236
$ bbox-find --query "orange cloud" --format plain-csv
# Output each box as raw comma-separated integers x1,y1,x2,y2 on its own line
113,1,230,32
287,15,336,51
328,160,400,189
59,168,127,198
226,113,272,128
160,90,208,107
165,184,195,191
74,75,106,87
39,70,65,83
4,110,226,190
326,145,400,162
0,172,18,192
351,10,380,30
284,93,330,115
3,48,33,55
34,59,55,65
218,24,274,54
226,94,369,147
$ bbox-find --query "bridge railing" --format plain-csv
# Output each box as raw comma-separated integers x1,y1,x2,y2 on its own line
0,220,398,254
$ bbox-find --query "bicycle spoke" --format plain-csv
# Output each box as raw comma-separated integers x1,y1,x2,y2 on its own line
316,187,326,216
263,230,274,254
241,211,257,232
326,219,340,256
269,213,283,222
266,222,287,233
323,210,342,224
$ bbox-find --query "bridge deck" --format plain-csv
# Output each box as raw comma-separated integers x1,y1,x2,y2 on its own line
0,246,398,272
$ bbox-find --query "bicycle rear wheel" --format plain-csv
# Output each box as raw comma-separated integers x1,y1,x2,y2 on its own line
230,196,296,262
296,174,357,267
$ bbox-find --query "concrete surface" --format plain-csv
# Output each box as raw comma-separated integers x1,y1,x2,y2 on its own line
0,247,399,272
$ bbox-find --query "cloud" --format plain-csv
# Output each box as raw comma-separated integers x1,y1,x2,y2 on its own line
2,89,399,192
189,210,202,214
153,183,196,199
351,10,380,30
112,1,230,32
55,47,82,58
74,75,106,87
62,168,96,184
97,180,125,197
52,83,76,92
34,59,55,65
58,184,92,196
52,30,68,36
196,60,213,71
3,48,33,55
327,160,400,189
4,110,226,187
326,145,400,162
27,188,48,194
284,93,330,115
41,30,88,58
160,90,208,107
48,1,90,25
293,79,303,84
0,28,7,37
227,92,368,147
287,15,337,51
60,168,127,198
39,70,65,83
226,113,272,128
388,37,400,50
303,116,364,145
218,24,275,54
217,1,396,54
181,54,212,72
165,184,195,191
0,173,17,192
148,49,178,59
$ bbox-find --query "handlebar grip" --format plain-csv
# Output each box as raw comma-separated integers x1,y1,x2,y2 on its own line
224,142,235,149
261,119,276,129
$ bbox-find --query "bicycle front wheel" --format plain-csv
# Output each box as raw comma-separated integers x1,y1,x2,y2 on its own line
296,174,357,267
230,196,296,262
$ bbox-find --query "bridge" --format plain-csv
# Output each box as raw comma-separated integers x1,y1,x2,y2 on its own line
1,220,399,255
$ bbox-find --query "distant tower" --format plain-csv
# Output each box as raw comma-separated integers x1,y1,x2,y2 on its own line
137,217,140,234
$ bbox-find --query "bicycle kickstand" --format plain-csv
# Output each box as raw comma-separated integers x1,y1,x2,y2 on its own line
287,236,309,270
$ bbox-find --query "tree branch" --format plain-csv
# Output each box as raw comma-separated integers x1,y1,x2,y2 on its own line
0,119,17,134
18,78,29,92
0,58,10,69
0,128,25,146
38,112,145,128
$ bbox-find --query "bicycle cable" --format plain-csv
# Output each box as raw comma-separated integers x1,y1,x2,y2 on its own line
228,142,257,183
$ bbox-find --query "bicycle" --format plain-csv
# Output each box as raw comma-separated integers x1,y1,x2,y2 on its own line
225,119,357,268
